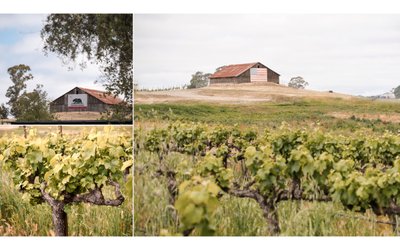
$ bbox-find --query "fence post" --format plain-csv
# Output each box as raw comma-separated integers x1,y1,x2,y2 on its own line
23,125,27,139
58,125,63,137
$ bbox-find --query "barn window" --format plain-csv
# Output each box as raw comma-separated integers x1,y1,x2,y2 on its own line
75,89,78,94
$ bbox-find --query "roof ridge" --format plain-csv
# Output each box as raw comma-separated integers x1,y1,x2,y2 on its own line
224,62,258,67
78,87,108,93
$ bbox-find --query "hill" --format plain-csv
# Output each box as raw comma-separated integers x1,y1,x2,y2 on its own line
135,82,355,104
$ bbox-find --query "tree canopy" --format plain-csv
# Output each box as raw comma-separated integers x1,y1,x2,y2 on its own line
393,85,400,99
188,71,211,89
0,104,8,119
5,64,53,121
6,64,33,117
15,84,54,121
288,76,309,89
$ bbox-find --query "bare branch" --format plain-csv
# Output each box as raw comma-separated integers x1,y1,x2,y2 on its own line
68,180,124,206
243,179,256,190
40,182,58,207
277,190,331,202
372,201,400,216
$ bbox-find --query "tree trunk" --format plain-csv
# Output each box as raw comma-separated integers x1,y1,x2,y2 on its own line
183,227,194,236
291,176,302,199
51,202,68,236
389,214,399,235
260,201,280,235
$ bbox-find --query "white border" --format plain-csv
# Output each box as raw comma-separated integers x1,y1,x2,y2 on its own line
1,0,400,13
2,1,400,250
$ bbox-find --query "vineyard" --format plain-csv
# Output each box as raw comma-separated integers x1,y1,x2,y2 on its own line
0,126,132,236
135,121,400,236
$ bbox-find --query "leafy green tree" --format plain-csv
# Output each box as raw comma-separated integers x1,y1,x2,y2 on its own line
41,14,133,107
15,84,54,121
5,65,53,121
288,76,309,89
188,71,211,89
6,64,33,117
100,102,132,122
393,85,400,99
0,103,8,119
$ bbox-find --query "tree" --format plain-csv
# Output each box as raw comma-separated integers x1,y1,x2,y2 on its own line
393,85,400,99
6,64,33,117
5,65,53,121
41,14,133,107
0,104,8,119
100,102,132,122
288,76,309,89
14,84,54,121
188,71,211,89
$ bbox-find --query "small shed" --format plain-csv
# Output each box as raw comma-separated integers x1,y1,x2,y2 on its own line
50,87,123,113
209,62,280,84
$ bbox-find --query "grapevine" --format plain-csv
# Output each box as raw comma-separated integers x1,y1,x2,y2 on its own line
136,122,400,235
0,126,132,236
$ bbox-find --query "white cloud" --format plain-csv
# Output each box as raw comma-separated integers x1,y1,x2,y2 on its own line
0,14,46,30
135,14,400,95
9,32,43,55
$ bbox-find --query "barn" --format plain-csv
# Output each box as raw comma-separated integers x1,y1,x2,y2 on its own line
209,62,280,84
50,87,123,113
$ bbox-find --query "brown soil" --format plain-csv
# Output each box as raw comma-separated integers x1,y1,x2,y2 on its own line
135,82,355,104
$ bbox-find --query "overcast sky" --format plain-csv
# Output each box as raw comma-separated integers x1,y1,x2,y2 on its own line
0,14,103,105
135,14,400,96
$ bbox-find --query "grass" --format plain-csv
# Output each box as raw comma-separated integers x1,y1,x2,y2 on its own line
0,125,132,137
134,98,400,133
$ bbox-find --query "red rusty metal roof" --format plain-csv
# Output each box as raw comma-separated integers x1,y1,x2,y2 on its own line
209,62,259,78
79,87,123,105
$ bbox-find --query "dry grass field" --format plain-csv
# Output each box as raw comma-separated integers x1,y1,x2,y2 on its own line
135,82,355,104
53,111,103,120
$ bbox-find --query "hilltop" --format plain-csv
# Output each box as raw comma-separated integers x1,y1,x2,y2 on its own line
134,82,355,104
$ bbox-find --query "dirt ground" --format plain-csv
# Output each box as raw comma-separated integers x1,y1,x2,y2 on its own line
135,82,355,104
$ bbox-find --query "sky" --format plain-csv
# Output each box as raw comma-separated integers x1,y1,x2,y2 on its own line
135,14,400,96
0,14,104,105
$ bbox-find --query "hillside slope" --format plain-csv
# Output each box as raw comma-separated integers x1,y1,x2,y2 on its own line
135,82,355,104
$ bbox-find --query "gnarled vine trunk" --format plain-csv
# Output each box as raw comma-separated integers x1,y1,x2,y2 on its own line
51,202,68,236
40,180,124,237
260,201,280,235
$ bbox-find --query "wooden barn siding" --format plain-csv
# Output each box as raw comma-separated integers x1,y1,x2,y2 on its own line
267,69,280,84
50,87,111,113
